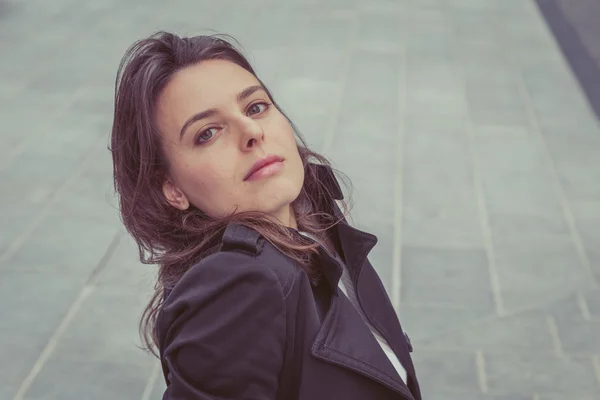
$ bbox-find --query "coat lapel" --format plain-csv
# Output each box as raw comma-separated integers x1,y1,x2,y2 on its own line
337,222,420,387
310,247,414,399
308,163,420,399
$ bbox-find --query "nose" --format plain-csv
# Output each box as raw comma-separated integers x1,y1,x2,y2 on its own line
237,116,264,151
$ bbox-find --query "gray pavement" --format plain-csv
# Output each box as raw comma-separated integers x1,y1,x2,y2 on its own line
1,0,600,399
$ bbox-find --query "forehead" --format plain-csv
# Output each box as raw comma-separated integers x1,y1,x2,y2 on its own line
157,60,261,129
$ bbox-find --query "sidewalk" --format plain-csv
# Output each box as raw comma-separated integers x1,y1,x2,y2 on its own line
1,0,599,399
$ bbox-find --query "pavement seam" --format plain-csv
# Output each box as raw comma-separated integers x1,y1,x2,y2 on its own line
391,25,408,310
0,134,105,267
475,350,489,393
413,345,560,356
320,13,357,156
515,58,599,289
140,362,161,400
12,212,124,399
546,316,566,359
593,355,600,385
463,76,505,317
13,285,95,400
411,290,594,344
85,230,125,286
0,86,85,172
577,292,593,321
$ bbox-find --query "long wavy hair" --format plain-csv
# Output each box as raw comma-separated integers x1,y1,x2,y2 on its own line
110,32,350,356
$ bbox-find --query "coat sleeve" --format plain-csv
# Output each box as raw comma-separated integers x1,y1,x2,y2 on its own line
160,252,286,400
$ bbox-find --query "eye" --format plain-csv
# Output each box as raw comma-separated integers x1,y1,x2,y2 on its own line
194,127,219,145
247,102,270,116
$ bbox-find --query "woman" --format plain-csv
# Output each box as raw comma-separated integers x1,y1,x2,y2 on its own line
111,32,421,400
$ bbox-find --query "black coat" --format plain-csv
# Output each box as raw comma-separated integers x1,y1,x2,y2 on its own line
157,166,421,400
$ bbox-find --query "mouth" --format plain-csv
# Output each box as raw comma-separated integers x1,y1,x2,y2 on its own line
244,154,285,181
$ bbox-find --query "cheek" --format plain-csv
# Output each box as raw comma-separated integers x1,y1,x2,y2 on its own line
179,159,227,191
174,154,239,205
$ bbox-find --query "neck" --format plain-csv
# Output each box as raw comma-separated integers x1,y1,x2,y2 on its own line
274,204,297,230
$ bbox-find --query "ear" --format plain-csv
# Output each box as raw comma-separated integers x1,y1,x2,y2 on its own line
163,179,190,210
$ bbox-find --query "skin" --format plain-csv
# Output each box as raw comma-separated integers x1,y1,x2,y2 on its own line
156,59,304,228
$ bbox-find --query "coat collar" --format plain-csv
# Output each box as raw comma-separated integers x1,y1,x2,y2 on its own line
310,247,414,399
219,164,419,399
311,164,420,399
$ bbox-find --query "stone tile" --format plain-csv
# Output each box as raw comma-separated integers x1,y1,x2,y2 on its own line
547,290,600,355
404,114,467,134
487,213,571,251
554,316,600,355
7,213,120,277
339,50,400,116
95,234,156,294
291,111,331,153
3,147,84,187
0,385,17,400
542,131,600,202
405,84,469,119
0,270,85,390
406,32,457,68
411,350,480,393
355,11,405,54
536,112,600,144
495,243,593,312
403,122,476,208
405,7,453,36
472,125,531,137
358,0,410,14
289,11,356,51
476,135,562,215
574,215,600,281
330,154,396,223
0,333,48,399
276,77,340,134
541,295,587,325
150,376,167,399
528,86,593,123
398,305,491,342
402,204,484,249
584,289,600,319
468,100,530,127
461,64,521,88
401,247,494,309
23,358,152,400
428,393,530,400
2,0,600,396
417,312,555,353
540,394,600,400
276,46,348,82
51,285,154,366
332,103,399,151
484,354,599,395
406,62,463,96
0,270,85,336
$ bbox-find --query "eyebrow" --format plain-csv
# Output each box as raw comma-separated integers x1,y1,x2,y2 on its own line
179,85,267,140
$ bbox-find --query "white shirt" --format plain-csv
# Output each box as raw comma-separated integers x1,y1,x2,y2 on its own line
299,232,408,384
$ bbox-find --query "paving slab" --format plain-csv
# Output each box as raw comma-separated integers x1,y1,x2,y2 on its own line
1,0,599,398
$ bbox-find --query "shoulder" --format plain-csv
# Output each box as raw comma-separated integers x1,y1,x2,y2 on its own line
156,224,296,397
169,223,297,298
157,223,299,336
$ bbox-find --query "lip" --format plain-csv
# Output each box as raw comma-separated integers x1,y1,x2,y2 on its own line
244,154,284,181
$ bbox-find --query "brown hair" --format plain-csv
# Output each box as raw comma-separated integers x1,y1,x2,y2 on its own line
110,32,350,356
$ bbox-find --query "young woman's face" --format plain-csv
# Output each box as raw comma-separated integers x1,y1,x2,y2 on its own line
156,60,304,226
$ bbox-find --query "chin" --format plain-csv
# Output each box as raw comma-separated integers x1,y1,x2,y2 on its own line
255,177,302,214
